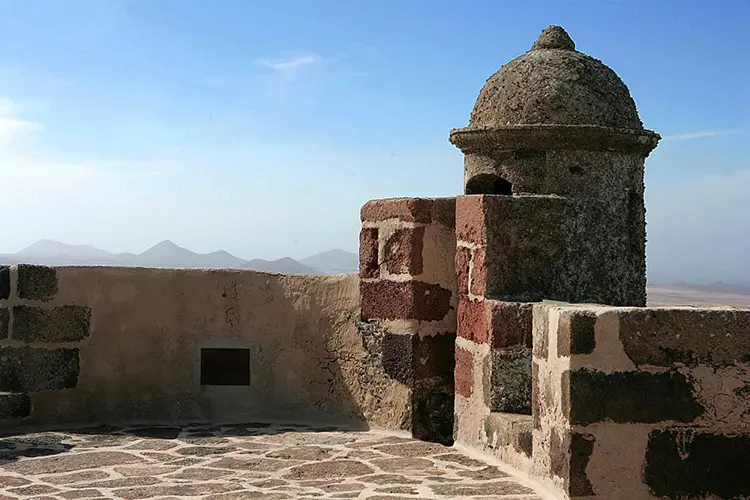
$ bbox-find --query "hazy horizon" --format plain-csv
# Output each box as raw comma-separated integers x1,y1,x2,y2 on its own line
0,1,747,285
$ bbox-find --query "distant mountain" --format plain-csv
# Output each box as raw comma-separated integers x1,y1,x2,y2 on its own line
301,249,358,274
0,239,356,275
244,257,319,275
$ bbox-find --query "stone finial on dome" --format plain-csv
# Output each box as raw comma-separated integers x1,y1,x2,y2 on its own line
531,25,575,51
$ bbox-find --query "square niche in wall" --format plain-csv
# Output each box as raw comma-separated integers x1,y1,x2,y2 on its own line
200,348,250,386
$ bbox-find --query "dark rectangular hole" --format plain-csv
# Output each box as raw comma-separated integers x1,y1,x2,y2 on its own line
200,348,250,385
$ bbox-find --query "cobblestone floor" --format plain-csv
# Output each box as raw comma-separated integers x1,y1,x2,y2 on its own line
0,423,547,499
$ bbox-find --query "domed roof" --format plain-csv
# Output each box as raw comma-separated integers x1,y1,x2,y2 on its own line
468,26,643,130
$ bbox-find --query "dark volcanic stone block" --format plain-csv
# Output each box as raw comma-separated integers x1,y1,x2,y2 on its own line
0,308,8,339
360,280,452,321
489,301,533,349
12,305,91,343
0,392,31,419
382,332,414,385
0,346,80,392
557,310,597,356
569,432,595,496
414,333,456,381
0,266,9,300
567,368,704,425
412,380,454,445
490,347,532,414
618,308,750,367
17,264,58,301
644,429,750,499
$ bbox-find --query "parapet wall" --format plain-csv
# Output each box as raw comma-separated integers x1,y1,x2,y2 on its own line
0,265,412,430
532,303,750,499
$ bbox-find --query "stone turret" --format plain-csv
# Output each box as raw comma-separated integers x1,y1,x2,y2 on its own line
450,26,660,306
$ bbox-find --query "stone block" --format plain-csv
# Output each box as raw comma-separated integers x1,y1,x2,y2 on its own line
0,308,8,338
12,305,91,343
457,297,487,343
412,379,454,445
566,368,704,425
490,347,532,414
414,332,456,381
0,266,9,300
618,308,750,367
455,195,487,245
469,246,487,297
359,227,379,279
0,346,80,392
17,264,58,301
430,197,456,228
360,280,452,321
644,429,750,499
0,392,31,419
382,332,414,385
557,310,597,356
531,361,541,430
489,301,533,349
361,198,434,223
384,227,425,276
454,347,474,398
569,432,595,497
532,304,549,359
455,246,471,296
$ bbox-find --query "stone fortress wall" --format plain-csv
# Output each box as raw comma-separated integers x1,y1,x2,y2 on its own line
0,25,747,500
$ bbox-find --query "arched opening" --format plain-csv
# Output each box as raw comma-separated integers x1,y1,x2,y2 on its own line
466,174,514,195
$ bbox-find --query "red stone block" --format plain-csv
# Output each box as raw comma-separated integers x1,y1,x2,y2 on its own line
360,198,433,223
384,227,425,276
457,297,488,344
360,280,453,321
359,227,379,279
455,246,472,296
455,195,487,244
470,246,487,297
455,346,474,398
488,301,533,349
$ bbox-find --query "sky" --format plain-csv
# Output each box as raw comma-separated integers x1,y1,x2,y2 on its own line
0,0,747,284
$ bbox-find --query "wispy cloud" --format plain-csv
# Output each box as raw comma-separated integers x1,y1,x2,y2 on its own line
256,55,320,74
663,129,743,141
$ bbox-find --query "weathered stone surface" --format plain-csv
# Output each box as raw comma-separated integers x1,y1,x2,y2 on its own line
358,474,420,485
644,429,750,499
557,310,597,356
454,347,474,398
41,470,110,484
0,475,31,487
490,347,532,414
266,446,337,461
0,346,80,392
359,227,379,279
284,460,373,480
375,441,447,457
455,196,487,245
489,301,533,349
455,246,471,296
12,305,92,343
114,466,179,477
212,457,295,471
532,304,549,359
456,466,508,480
381,332,414,385
7,484,59,496
77,476,161,488
371,457,442,475
567,368,704,424
0,392,31,419
384,227,424,276
60,490,103,499
360,280,452,321
414,333,455,381
17,264,58,301
431,481,535,495
469,246,487,297
457,297,487,343
2,451,140,474
0,308,7,339
361,198,434,223
618,308,750,367
0,266,9,300
113,483,238,499
569,432,595,496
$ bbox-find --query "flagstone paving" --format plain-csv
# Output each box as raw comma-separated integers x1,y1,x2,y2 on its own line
0,423,548,499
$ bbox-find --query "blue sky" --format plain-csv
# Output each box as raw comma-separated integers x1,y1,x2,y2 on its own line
0,0,747,284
